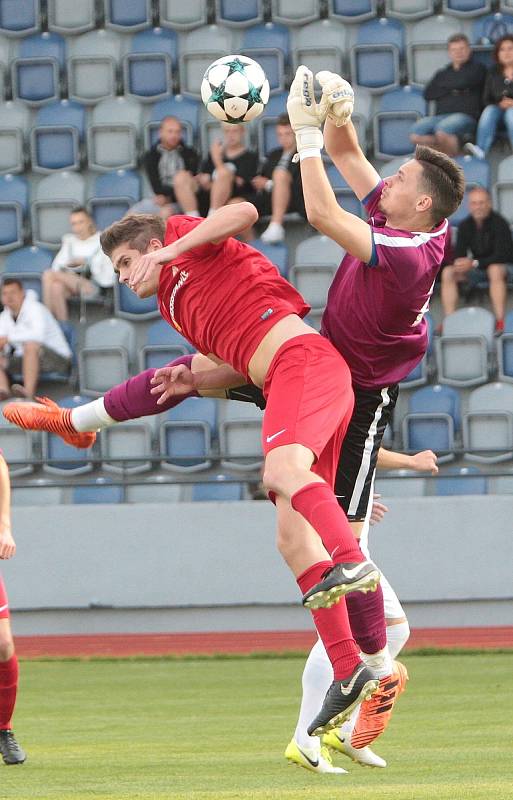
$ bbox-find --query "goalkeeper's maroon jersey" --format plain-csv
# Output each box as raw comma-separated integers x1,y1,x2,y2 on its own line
157,216,310,379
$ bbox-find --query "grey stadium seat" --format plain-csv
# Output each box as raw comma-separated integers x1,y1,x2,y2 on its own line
47,0,97,35
463,382,513,464
87,97,142,171
493,154,513,226
11,485,63,506
0,423,35,477
219,402,264,473
0,100,31,174
159,0,208,31
289,263,337,312
31,171,85,249
180,25,233,98
272,0,320,26
385,0,435,20
406,15,463,86
435,307,495,387
292,19,347,76
79,318,136,397
294,234,345,266
68,29,122,105
101,420,153,474
375,470,427,497
125,479,183,503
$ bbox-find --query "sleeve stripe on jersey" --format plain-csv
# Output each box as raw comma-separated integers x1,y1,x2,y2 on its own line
373,219,448,249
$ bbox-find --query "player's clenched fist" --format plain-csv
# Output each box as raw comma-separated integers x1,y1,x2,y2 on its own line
286,65,326,158
316,70,354,127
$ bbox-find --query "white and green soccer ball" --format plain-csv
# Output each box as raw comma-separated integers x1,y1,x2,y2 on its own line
201,54,270,123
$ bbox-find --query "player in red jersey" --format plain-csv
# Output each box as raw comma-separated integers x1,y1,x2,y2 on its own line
0,452,25,764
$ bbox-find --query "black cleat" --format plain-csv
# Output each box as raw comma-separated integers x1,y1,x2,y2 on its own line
302,560,380,609
307,663,380,737
0,729,26,764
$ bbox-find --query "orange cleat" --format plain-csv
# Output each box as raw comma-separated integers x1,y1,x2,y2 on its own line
351,660,408,750
3,397,96,449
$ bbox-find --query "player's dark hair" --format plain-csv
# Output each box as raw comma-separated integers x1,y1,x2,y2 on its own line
414,145,465,224
1,278,23,290
100,214,166,258
70,205,91,217
277,113,291,127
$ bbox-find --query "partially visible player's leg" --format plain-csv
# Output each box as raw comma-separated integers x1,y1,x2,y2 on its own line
0,580,25,765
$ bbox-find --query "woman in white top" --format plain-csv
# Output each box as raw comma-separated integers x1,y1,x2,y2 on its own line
42,207,114,321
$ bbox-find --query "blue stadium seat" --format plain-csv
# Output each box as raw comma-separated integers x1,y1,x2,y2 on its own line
455,155,491,189
72,479,124,504
497,309,513,382
325,164,363,217
0,173,28,251
114,281,159,321
11,32,66,105
402,384,460,462
435,466,487,495
373,86,426,159
241,22,290,94
104,0,152,32
30,100,86,173
88,169,141,230
0,0,41,36
145,95,201,149
123,28,177,103
250,240,288,277
443,0,491,17
216,0,263,26
3,245,53,298
256,91,288,155
472,11,513,43
160,397,217,473
42,394,94,475
350,17,405,92
191,478,245,501
139,318,194,371
399,311,434,388
328,0,378,22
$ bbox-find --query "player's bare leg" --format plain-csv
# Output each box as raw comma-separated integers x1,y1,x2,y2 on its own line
172,170,200,216
0,619,25,765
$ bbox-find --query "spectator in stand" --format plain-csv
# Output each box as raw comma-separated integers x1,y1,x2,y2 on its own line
252,113,307,243
42,207,114,322
197,123,259,219
143,116,200,217
410,34,486,157
465,35,513,159
440,187,513,333
0,279,71,399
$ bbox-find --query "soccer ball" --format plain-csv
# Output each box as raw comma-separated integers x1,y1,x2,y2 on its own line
201,55,270,124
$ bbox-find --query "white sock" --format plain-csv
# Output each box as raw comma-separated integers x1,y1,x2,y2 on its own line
294,638,333,752
71,398,117,432
386,620,410,659
186,209,200,217
360,646,394,679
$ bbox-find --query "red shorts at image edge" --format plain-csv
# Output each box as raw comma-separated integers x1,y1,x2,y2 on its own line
262,334,354,487
0,575,9,619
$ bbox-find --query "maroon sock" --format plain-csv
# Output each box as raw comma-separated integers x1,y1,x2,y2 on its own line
346,583,387,654
297,561,360,680
104,355,198,421
0,655,18,729
291,482,363,564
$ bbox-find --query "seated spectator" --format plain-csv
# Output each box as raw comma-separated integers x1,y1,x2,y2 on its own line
141,116,200,217
410,34,486,157
252,113,306,243
465,35,513,159
441,187,513,333
197,123,259,218
42,207,114,322
0,279,72,399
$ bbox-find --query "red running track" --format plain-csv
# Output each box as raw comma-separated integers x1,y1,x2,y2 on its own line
13,627,513,659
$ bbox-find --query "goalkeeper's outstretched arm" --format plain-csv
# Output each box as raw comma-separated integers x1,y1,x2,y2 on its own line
323,117,380,202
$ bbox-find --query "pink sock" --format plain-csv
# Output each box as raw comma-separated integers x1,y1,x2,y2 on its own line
346,584,387,654
0,655,18,729
297,561,360,680
291,482,363,564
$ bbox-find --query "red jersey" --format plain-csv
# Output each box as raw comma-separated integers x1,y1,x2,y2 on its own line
157,216,310,379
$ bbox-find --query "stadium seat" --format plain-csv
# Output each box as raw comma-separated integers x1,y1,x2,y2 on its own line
216,0,264,26
0,424,34,477
191,478,245,501
406,15,463,86
325,164,363,217
0,101,30,174
0,0,41,36
0,173,28,251
48,0,97,34
179,25,233,98
125,478,182,503
497,309,513,382
295,234,345,266
327,0,378,23
79,318,136,397
72,478,125,504
123,27,177,103
350,17,405,93
488,473,513,493
139,318,194,371
493,155,513,225
87,97,142,172
103,0,152,32
31,171,85,249
449,184,474,228
88,169,141,230
249,240,288,277
113,281,160,321
11,32,65,106
435,307,495,387
159,0,207,30
402,384,460,462
144,95,200,150
385,0,435,20
399,312,434,388
272,0,319,25
160,397,217,473
30,99,86,173
11,484,63,506
67,29,122,105
292,19,347,81
463,382,513,463
3,244,53,298
241,22,289,94
102,420,153,474
471,11,513,43
256,91,288,155
42,395,94,475
376,469,426,496
455,155,491,190
373,86,426,159
219,402,264,473
443,0,491,17
435,466,487,495
289,263,336,311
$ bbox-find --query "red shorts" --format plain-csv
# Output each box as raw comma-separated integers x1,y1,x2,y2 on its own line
262,334,354,487
0,575,9,619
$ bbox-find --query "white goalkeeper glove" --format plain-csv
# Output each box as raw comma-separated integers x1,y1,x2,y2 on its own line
316,70,354,127
286,65,326,161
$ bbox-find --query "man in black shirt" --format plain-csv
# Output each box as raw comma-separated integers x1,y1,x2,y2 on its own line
143,116,200,217
410,34,486,156
441,186,513,333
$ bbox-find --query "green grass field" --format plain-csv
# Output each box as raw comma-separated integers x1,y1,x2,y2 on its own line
1,653,512,800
